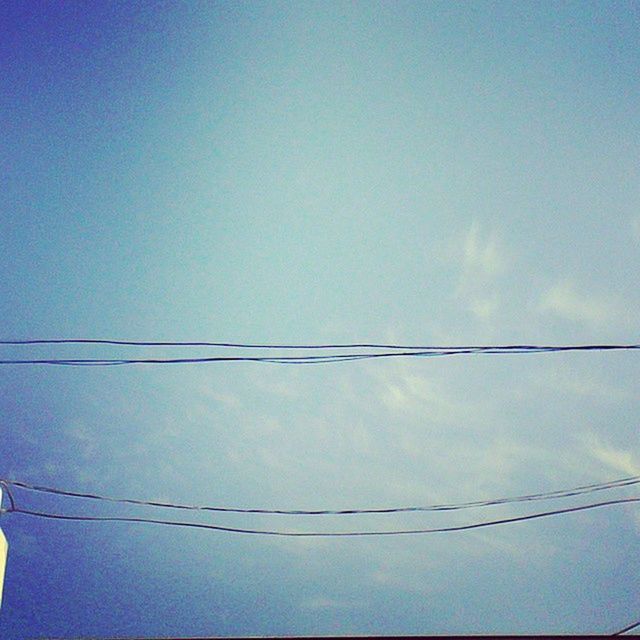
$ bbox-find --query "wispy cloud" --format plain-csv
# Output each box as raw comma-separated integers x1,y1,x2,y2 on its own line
585,436,640,476
463,221,505,276
583,434,640,535
195,376,244,410
538,280,617,328
453,221,507,320
378,371,461,422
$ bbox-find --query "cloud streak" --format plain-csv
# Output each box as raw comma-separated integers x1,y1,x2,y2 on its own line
538,280,617,328
454,221,507,320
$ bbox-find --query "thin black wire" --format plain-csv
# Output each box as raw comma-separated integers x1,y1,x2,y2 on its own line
0,351,446,366
612,619,640,635
9,497,640,537
2,339,640,352
0,350,484,366
4,475,639,516
1,344,639,366
2,338,447,348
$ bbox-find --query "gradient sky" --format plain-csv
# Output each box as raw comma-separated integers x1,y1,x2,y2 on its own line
1,1,639,638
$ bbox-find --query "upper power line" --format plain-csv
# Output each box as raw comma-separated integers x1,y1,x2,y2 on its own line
2,338,640,350
0,340,639,366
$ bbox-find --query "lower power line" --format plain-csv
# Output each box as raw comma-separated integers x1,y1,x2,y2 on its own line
6,497,640,537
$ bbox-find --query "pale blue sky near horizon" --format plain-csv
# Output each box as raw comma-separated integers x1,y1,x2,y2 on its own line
1,1,639,637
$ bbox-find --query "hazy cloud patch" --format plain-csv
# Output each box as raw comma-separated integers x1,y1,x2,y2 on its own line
538,280,617,328
373,366,480,427
453,221,508,321
195,377,244,410
584,435,640,476
462,221,505,276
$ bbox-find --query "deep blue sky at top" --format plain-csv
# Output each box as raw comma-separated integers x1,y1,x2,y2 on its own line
0,1,639,638
2,0,638,343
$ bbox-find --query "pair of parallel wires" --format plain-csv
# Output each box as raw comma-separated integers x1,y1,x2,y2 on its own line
1,477,639,636
1,474,639,538
0,338,639,365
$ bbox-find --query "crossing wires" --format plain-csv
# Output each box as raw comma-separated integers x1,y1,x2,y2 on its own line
3,474,640,515
0,339,639,366
1,475,638,537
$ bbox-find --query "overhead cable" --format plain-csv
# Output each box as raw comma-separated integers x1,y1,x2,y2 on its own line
2,339,640,351
3,475,639,516
7,497,640,537
2,338,474,348
0,344,639,366
612,619,640,635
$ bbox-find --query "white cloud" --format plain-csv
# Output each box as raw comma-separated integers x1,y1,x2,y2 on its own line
463,221,505,276
374,366,479,427
538,280,617,327
583,435,640,534
195,377,244,409
586,438,640,476
453,221,507,320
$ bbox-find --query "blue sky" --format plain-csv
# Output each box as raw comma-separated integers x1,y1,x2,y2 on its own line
1,1,639,637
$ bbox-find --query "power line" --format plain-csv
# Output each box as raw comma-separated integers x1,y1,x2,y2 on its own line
2,339,640,352
0,344,639,366
0,351,460,366
2,338,640,351
7,497,640,537
612,619,640,635
3,475,639,516
2,339,639,353
2,339,479,348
